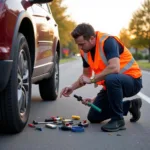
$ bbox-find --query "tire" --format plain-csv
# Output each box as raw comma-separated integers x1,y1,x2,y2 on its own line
39,52,59,101
0,33,31,133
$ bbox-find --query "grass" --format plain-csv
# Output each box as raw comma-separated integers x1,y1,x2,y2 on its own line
137,60,150,71
60,57,77,64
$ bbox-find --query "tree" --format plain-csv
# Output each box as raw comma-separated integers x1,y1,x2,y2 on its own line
129,0,150,62
50,0,78,57
119,28,131,48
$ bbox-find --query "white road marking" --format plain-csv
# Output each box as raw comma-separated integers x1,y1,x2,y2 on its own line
137,92,150,104
142,70,150,75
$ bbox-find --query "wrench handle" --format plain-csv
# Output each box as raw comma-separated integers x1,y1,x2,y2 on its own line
87,102,102,113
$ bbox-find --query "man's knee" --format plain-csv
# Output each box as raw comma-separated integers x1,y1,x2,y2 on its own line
87,110,102,123
105,74,120,88
87,112,95,123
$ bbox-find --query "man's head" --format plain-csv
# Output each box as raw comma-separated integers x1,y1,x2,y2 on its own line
71,23,96,53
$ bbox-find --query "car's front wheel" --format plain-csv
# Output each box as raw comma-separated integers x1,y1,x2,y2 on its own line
0,33,31,133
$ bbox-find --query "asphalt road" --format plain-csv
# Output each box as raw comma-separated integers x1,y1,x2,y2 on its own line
0,58,150,150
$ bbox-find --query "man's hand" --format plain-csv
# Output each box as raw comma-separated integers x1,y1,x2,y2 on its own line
60,86,73,98
82,98,94,105
80,75,91,84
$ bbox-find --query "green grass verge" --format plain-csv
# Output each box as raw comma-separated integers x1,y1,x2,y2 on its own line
60,57,77,64
137,60,150,71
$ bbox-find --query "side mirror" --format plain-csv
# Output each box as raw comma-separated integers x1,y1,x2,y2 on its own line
29,0,53,4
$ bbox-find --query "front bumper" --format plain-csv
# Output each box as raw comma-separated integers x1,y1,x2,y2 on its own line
0,60,13,92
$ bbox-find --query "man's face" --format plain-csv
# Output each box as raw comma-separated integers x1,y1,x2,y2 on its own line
75,35,95,53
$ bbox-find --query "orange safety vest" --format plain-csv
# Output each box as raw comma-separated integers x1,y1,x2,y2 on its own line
80,31,142,89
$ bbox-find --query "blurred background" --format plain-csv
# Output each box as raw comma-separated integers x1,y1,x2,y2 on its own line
50,0,150,71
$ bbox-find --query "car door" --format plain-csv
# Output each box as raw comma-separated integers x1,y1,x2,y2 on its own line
31,4,54,77
41,4,57,61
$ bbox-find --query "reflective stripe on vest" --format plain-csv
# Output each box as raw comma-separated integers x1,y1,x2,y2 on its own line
82,34,109,64
119,57,135,73
99,34,109,66
99,34,135,73
82,34,135,74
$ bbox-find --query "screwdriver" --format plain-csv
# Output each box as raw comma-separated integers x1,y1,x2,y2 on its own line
74,94,102,113
33,120,54,125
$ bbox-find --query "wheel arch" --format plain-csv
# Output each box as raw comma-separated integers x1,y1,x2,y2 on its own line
10,11,36,73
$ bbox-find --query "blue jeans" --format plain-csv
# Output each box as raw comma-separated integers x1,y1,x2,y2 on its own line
87,73,142,122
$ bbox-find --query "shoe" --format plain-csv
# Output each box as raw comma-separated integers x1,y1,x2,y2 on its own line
101,119,126,132
129,98,142,122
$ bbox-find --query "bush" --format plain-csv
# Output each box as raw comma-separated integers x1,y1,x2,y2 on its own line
144,55,149,60
133,52,144,60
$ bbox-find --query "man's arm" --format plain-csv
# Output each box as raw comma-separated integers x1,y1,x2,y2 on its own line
94,57,120,82
93,37,122,82
71,55,92,90
71,67,92,90
83,67,92,78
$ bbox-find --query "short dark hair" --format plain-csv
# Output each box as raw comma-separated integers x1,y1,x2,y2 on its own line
71,23,95,40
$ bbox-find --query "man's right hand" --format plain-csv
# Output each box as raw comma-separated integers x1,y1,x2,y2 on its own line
82,98,94,105
60,86,73,98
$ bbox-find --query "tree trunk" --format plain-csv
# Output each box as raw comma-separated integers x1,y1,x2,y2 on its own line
135,48,138,60
135,48,138,55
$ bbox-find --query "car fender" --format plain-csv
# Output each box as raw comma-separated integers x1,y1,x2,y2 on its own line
10,11,37,60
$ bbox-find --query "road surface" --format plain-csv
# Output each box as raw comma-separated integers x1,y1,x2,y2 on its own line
0,58,150,150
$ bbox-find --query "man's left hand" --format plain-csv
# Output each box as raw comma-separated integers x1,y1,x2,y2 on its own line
80,75,91,84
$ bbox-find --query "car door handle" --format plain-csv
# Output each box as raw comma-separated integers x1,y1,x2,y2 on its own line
46,16,50,21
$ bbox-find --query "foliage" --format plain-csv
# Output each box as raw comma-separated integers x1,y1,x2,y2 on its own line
133,52,144,60
129,0,150,62
50,0,78,56
119,28,131,48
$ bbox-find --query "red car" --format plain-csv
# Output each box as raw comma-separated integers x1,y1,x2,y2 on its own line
0,0,60,133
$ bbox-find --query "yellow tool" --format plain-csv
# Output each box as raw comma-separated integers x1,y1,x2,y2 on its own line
72,115,80,120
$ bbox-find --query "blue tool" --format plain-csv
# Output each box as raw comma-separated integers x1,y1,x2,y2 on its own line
71,126,84,132
35,126,42,131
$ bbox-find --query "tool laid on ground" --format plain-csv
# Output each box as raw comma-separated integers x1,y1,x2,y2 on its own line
35,126,43,131
28,123,36,128
33,120,54,125
45,118,55,122
74,94,102,113
45,116,63,122
59,124,85,132
59,125,72,131
72,115,80,120
71,126,85,132
28,123,43,131
45,124,57,129
78,120,89,127
56,116,63,121
30,114,90,133
62,119,73,124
